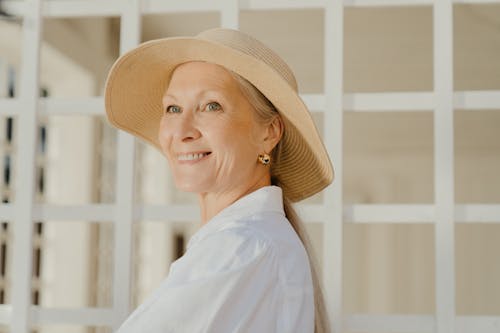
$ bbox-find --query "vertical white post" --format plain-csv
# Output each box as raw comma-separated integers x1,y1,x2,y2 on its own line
324,1,343,332
220,0,239,29
433,1,455,333
112,0,141,329
10,0,42,332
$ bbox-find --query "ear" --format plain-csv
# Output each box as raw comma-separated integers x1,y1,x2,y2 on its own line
263,115,283,153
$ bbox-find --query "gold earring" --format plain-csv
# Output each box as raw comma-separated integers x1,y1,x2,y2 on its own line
258,153,271,165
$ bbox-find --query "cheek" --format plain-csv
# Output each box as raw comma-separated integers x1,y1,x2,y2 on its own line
219,125,260,161
158,119,173,154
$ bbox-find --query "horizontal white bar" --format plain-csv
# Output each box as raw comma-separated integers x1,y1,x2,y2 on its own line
0,304,11,325
39,97,105,116
4,306,499,330
0,203,15,221
33,204,114,221
4,0,500,19
5,0,225,18
2,203,498,224
239,0,327,9
0,1,25,17
300,94,325,111
314,91,500,112
296,204,326,222
345,204,435,223
241,0,500,9
3,305,500,330
344,92,435,111
2,0,120,18
454,91,500,110
140,204,200,221
142,0,223,14
344,315,500,333
42,0,122,18
344,0,434,6
455,204,500,223
453,0,500,3
0,99,23,116
344,314,435,332
456,316,500,333
0,97,105,116
5,92,497,117
345,204,500,224
31,307,114,325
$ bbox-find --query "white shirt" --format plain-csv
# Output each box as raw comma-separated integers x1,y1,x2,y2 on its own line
116,186,314,333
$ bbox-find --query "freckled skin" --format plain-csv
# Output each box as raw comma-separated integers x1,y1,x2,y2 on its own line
158,62,281,223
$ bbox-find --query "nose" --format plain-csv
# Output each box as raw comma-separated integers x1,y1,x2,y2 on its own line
178,112,201,142
158,107,203,154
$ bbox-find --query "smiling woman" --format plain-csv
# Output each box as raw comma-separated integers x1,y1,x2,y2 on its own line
105,28,334,333
159,62,280,221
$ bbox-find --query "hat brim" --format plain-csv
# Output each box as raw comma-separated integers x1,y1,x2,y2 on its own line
105,37,334,202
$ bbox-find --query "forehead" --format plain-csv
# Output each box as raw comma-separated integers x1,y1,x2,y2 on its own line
166,61,238,94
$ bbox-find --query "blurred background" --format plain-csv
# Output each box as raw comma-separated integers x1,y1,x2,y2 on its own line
0,1,499,333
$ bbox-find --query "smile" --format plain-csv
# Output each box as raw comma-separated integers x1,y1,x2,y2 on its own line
177,152,211,161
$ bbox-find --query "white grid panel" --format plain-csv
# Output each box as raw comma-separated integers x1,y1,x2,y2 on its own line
0,0,499,332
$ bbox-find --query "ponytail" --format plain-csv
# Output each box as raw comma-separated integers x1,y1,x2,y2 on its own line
273,179,331,333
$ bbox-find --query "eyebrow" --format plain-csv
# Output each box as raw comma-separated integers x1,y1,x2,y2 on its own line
162,90,227,105
162,94,177,104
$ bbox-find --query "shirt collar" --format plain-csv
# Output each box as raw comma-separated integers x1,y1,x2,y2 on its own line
187,186,285,249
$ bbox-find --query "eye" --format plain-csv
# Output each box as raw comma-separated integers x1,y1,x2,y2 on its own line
165,105,181,114
205,101,222,112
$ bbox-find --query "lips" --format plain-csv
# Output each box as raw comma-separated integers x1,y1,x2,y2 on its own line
177,152,211,161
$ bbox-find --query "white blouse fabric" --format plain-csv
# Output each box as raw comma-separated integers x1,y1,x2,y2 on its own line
116,186,314,333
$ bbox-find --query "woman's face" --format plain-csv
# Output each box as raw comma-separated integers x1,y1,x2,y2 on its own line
159,61,272,195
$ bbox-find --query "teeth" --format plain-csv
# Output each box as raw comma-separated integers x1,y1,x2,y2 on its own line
178,153,208,161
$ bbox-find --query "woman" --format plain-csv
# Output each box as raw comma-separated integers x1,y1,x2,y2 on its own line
105,28,334,333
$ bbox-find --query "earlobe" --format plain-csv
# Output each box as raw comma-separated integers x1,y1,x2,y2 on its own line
258,153,271,165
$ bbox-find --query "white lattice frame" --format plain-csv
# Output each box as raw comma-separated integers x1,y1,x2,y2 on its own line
0,0,499,332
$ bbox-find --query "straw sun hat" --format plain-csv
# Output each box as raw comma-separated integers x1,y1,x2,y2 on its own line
105,28,334,202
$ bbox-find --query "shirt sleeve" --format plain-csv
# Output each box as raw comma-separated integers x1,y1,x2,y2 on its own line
117,227,281,333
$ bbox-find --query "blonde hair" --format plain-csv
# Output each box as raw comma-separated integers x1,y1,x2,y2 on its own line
231,72,331,333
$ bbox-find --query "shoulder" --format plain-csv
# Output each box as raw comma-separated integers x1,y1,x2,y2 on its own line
173,212,310,285
243,212,313,285
172,224,275,281
193,222,273,253
189,210,287,256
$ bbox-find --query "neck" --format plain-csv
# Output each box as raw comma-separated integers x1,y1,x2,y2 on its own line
198,175,271,224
